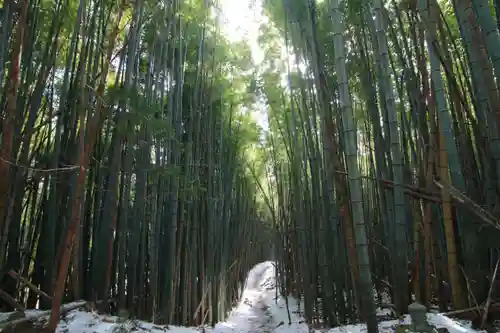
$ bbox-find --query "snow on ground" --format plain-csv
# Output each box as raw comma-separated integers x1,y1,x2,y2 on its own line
0,261,485,333
51,262,279,333
57,310,199,333
268,290,482,333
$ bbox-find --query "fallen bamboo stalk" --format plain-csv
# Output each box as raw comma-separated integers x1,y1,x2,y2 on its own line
0,300,86,331
442,306,482,317
441,302,500,318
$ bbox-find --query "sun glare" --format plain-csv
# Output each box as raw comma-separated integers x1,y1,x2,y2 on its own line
218,0,270,138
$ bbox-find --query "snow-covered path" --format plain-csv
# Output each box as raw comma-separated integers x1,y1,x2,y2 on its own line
0,261,486,333
31,261,281,333
215,261,277,333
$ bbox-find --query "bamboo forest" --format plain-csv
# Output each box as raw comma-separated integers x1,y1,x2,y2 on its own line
2,0,500,331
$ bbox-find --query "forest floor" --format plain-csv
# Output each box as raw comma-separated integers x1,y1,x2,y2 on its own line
0,262,486,333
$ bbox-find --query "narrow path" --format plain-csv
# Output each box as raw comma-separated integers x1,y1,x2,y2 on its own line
215,262,277,333
0,262,282,333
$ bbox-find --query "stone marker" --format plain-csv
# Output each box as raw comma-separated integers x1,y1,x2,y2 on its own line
408,302,431,333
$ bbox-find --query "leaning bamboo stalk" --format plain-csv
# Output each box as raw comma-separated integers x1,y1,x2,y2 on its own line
7,271,52,302
480,255,500,328
434,180,500,230
0,289,25,312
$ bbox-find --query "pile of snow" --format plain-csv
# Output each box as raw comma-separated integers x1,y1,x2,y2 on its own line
0,261,485,333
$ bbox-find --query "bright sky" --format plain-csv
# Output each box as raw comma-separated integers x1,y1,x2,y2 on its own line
218,0,270,136
218,0,265,63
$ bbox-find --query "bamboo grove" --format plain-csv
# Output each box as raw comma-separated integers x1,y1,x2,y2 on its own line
3,0,500,330
0,0,273,330
255,0,500,331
